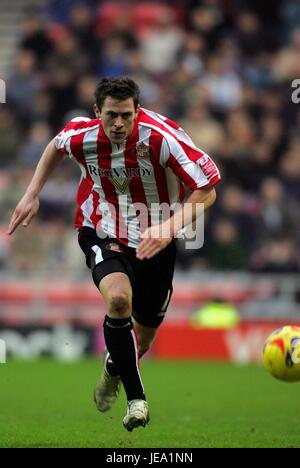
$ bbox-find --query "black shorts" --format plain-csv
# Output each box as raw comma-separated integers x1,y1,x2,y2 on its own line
78,227,176,328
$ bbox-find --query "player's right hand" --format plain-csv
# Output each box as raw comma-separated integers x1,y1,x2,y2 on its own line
8,194,40,235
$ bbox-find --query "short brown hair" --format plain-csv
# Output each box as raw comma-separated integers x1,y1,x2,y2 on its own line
94,77,140,110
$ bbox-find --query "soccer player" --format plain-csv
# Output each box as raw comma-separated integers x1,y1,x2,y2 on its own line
8,77,220,431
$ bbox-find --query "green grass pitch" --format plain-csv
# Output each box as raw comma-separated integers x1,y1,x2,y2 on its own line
0,359,299,448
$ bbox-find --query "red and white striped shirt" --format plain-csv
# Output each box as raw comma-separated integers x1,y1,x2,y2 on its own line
54,107,221,248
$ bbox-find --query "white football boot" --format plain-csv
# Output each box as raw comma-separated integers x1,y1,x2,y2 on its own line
94,357,121,412
123,399,150,432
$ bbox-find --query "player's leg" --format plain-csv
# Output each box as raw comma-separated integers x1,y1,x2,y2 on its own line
125,240,176,418
98,315,157,416
104,318,158,371
78,229,147,423
99,270,149,430
132,317,158,358
93,271,130,412
121,290,173,430
99,271,146,401
122,241,176,430
105,317,158,368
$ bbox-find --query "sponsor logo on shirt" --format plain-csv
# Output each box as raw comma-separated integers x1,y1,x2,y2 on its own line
108,177,131,194
87,164,152,193
88,165,151,178
197,155,217,178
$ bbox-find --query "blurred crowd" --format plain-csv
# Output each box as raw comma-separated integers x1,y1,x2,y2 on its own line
1,0,300,277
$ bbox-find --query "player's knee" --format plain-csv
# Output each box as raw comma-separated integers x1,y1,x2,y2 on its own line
108,293,131,318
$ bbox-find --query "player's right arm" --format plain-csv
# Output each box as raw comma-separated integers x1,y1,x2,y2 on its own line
8,138,65,235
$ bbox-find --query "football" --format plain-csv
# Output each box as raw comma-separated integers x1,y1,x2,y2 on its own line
262,326,300,382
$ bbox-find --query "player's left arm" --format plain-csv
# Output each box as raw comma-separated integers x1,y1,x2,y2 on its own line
136,186,216,260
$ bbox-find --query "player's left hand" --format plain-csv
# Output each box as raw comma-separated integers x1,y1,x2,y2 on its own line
136,224,172,260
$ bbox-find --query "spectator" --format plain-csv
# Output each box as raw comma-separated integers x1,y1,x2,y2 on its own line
97,35,129,77
0,109,21,167
19,11,53,69
140,8,184,75
257,177,297,240
69,2,99,63
8,50,40,120
201,55,242,113
207,218,250,270
180,103,225,154
252,238,300,273
17,122,52,167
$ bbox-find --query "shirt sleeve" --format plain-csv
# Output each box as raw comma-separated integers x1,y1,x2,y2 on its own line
160,134,221,191
54,127,70,156
54,117,92,158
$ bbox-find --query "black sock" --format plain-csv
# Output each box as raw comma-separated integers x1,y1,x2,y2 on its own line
103,316,146,401
105,354,119,377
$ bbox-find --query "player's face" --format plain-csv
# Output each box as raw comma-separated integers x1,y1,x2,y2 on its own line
96,97,138,144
